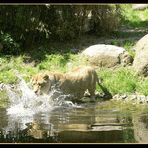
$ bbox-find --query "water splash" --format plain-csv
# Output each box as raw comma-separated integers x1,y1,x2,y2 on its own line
4,72,79,116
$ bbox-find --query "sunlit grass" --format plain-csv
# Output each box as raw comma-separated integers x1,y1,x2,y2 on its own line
97,67,142,95
121,4,148,28
0,4,148,104
37,53,89,73
0,53,147,97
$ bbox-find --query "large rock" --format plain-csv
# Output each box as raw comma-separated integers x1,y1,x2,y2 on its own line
81,44,133,68
133,34,148,76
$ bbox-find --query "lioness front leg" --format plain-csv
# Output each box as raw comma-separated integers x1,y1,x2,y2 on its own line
88,88,96,101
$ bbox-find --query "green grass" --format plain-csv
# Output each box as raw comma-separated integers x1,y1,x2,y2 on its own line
0,4,148,107
136,78,148,96
37,53,89,73
96,66,148,96
121,4,148,28
0,53,89,84
99,67,139,94
0,55,38,83
0,53,147,96
111,4,148,47
110,39,136,58
122,41,136,58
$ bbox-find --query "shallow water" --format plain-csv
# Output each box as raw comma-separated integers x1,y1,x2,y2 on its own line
1,75,148,143
0,101,146,143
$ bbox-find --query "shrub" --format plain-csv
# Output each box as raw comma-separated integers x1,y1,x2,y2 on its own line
0,31,20,55
0,4,122,53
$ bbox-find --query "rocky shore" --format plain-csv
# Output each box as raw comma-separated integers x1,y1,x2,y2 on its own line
1,83,148,105
112,93,148,104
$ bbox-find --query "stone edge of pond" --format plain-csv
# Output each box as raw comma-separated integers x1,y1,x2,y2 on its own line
112,94,148,105
1,83,148,105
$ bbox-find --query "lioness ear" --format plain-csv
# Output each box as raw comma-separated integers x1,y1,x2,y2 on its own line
43,74,49,81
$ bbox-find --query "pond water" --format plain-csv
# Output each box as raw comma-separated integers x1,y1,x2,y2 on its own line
1,101,147,144
0,75,148,144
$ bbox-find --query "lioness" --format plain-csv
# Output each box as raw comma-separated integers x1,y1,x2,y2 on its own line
31,66,102,99
58,66,102,99
31,71,64,95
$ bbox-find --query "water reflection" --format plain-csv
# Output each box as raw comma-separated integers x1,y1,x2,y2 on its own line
0,103,139,143
0,73,137,143
133,114,148,143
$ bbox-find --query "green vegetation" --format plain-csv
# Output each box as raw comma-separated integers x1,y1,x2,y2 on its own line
0,4,148,107
0,5,121,55
121,4,148,28
0,54,148,96
0,56,38,83
97,67,148,96
110,39,135,58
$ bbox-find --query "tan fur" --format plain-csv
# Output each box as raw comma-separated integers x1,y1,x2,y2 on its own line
31,66,101,99
31,71,64,95
59,66,101,99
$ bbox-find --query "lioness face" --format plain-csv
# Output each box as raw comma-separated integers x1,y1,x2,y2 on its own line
31,73,51,95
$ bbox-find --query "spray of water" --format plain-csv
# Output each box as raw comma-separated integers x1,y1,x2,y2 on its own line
4,71,79,116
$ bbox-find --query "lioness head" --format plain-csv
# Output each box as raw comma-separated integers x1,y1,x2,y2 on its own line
31,72,64,95
31,73,51,95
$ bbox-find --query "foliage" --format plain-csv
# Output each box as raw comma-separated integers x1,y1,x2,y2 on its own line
37,53,89,73
121,4,148,28
90,4,121,35
0,4,148,104
136,78,148,96
110,39,135,58
0,31,20,55
0,4,121,55
0,53,147,97
0,56,38,83
97,67,140,95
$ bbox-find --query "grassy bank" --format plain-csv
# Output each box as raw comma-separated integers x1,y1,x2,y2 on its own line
0,53,148,97
121,4,148,28
97,67,148,96
0,4,148,107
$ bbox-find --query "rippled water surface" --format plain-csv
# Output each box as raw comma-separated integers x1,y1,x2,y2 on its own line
0,74,148,143
0,102,143,143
